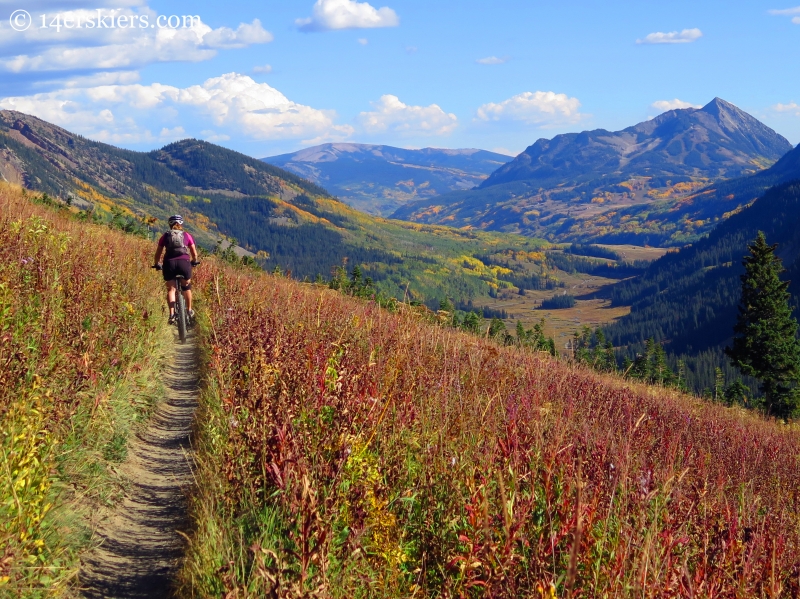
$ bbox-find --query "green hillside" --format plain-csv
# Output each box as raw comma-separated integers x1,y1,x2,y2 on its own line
0,110,555,305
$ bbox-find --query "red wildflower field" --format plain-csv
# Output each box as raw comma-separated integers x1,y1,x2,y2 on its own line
182,262,800,598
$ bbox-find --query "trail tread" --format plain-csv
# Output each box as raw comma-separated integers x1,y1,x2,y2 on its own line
79,329,199,599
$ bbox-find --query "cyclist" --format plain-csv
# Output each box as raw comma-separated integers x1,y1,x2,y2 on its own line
153,215,200,324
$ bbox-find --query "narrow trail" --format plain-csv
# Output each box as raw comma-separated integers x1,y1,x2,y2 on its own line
80,329,199,599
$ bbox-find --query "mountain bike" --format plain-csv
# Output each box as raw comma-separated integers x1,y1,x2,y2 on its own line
152,266,195,344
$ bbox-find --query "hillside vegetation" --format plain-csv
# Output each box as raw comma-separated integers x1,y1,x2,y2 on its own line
0,184,168,595
0,111,573,307
180,259,800,597
606,180,800,392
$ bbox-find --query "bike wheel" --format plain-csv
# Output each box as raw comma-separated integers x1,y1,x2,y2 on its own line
176,289,187,343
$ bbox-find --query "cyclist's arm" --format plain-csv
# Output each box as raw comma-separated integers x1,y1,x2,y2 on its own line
188,244,198,262
153,245,164,266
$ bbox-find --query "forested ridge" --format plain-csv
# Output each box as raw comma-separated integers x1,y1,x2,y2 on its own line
605,180,800,391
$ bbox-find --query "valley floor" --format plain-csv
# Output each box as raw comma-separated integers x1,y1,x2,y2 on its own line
476,243,669,346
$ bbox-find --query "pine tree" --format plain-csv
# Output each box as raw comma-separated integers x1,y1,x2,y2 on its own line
725,232,800,419
713,368,725,402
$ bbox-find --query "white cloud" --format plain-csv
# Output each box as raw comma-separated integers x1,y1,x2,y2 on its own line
475,91,586,126
33,70,142,89
202,20,273,49
491,147,516,156
476,56,508,65
768,7,800,23
636,28,703,44
296,0,399,32
358,38,369,44
774,102,800,115
768,6,800,15
0,7,272,72
652,99,702,112
0,73,353,145
253,64,273,74
158,126,185,140
357,94,457,136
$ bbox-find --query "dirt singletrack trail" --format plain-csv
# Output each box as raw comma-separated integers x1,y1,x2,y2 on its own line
80,328,199,598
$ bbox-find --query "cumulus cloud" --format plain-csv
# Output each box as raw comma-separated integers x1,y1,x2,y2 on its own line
636,28,703,44
357,95,457,136
296,0,399,32
652,99,702,112
0,6,272,72
253,64,273,74
358,38,369,45
476,56,508,65
475,91,586,127
0,73,354,145
774,102,800,115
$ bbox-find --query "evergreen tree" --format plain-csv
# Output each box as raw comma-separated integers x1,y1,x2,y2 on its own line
462,311,482,334
713,368,725,402
725,232,800,419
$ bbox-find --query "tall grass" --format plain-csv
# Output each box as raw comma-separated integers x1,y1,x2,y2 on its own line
181,262,800,598
0,184,168,595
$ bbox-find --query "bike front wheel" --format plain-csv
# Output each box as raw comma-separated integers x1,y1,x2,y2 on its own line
176,289,188,343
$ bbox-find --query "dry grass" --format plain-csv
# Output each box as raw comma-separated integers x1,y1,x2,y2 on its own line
0,184,168,596
180,260,800,598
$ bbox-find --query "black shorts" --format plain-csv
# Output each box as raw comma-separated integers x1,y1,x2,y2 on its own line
162,258,192,283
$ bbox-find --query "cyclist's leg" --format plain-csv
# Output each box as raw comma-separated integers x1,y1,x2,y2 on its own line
163,260,179,316
165,280,177,315
176,261,193,312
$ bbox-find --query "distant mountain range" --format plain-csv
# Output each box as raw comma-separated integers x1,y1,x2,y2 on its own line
0,110,546,304
262,143,512,216
392,98,795,246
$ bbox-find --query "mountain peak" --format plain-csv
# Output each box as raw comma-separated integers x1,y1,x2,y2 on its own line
701,97,746,118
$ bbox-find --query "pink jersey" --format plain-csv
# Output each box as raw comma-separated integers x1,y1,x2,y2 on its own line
158,231,195,261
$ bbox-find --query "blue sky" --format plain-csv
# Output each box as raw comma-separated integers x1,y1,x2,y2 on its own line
1,0,798,157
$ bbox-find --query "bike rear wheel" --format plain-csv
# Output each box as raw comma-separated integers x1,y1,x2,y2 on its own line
176,287,187,343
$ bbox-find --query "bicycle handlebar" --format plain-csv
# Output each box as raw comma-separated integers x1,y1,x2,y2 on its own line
151,261,200,271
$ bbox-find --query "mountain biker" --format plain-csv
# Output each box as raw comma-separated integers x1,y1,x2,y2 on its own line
152,215,199,324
